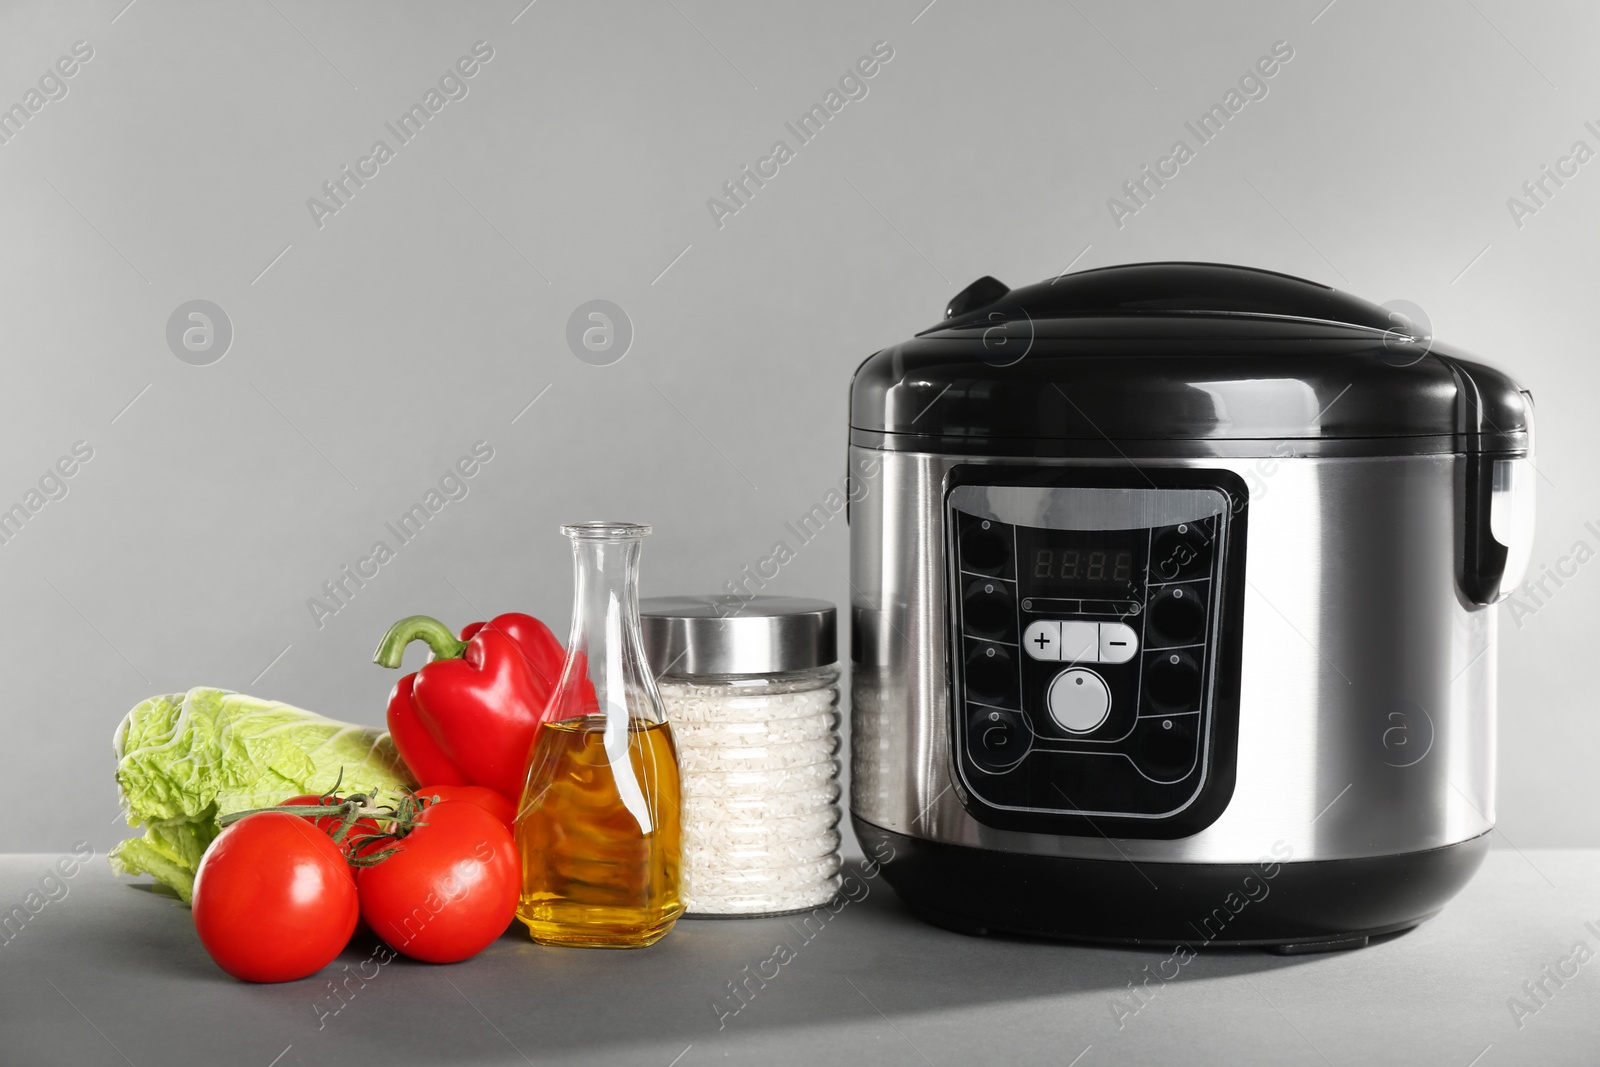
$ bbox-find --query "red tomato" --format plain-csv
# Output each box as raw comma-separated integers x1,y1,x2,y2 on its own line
356,800,518,964
278,794,383,940
416,784,516,830
280,794,384,855
192,812,359,983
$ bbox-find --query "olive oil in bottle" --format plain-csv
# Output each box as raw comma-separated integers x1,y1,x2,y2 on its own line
516,715,682,946
514,522,683,948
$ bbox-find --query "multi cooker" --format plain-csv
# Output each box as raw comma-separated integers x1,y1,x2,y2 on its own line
848,262,1534,951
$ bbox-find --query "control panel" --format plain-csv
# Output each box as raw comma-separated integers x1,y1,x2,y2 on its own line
945,468,1247,837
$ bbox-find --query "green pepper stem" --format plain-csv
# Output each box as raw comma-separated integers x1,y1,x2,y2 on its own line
372,614,467,668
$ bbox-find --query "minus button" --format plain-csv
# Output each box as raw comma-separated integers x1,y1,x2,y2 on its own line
1098,622,1139,664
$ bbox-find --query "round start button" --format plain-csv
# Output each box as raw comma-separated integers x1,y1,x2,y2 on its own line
1047,668,1111,733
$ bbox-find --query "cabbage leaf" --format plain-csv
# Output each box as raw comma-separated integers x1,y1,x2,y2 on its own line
109,687,415,902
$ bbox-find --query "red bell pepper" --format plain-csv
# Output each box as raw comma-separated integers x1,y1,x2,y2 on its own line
373,612,567,805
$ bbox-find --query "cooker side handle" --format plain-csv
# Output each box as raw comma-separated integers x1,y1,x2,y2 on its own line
1462,454,1509,606
1460,402,1536,606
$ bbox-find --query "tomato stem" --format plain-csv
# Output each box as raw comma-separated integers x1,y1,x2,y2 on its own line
217,788,445,866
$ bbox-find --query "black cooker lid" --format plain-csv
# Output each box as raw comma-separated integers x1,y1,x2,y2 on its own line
849,262,1530,454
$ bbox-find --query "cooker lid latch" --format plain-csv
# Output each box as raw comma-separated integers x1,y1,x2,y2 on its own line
946,276,1010,319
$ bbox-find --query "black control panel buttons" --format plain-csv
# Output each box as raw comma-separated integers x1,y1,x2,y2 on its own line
966,706,1031,771
1150,520,1214,582
960,518,1012,577
1145,649,1202,712
1147,584,1206,647
963,578,1016,641
1132,714,1199,782
964,641,1018,708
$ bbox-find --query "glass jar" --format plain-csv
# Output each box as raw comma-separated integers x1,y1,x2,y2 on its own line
640,596,842,916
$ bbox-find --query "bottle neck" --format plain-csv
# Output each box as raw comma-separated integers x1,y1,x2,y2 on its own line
568,537,643,653
563,534,660,724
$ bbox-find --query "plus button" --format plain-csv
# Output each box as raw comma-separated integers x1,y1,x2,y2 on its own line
1022,620,1063,661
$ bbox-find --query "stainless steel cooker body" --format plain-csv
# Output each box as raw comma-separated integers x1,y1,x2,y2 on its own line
849,444,1496,867
844,263,1534,947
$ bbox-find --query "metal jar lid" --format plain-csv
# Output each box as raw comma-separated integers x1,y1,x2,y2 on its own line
640,596,837,676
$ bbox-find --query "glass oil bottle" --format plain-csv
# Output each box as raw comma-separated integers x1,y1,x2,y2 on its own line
515,521,683,947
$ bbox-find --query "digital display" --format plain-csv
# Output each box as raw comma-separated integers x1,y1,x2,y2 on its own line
1015,527,1144,596
1032,548,1132,583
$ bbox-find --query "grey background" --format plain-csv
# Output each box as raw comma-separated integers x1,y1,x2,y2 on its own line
1,0,1594,855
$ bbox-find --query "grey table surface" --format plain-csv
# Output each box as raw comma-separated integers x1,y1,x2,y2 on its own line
2,849,1596,1067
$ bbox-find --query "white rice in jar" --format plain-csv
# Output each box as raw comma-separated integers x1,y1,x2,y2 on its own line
641,596,844,916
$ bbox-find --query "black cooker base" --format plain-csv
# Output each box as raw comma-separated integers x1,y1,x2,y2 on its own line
853,817,1490,952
